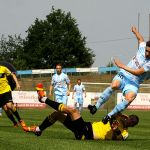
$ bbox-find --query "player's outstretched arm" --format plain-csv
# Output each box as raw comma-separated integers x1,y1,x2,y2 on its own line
114,59,145,75
132,26,144,43
11,73,20,90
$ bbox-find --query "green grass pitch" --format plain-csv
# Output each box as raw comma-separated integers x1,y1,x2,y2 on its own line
0,108,150,150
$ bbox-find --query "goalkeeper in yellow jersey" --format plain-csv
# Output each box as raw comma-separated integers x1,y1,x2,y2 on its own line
24,85,139,140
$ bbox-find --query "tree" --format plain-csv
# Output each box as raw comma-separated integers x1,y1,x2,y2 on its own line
23,7,95,69
0,35,26,70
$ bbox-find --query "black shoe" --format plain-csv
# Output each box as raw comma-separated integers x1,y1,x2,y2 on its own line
35,130,42,136
34,127,42,136
35,131,42,136
102,115,111,124
88,105,97,115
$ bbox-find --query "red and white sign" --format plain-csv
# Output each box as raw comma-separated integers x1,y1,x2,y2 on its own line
117,93,150,110
12,91,46,108
12,91,101,108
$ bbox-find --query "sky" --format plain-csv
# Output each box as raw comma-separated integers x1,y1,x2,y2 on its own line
0,0,150,67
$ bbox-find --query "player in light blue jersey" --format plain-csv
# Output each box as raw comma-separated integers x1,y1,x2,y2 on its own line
88,26,150,124
72,79,86,112
49,64,71,104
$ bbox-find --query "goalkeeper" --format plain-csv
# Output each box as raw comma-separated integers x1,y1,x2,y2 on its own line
24,86,139,141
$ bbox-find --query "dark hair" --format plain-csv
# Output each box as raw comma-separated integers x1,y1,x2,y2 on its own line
129,115,139,126
0,61,16,73
56,64,62,68
77,79,81,81
146,41,150,47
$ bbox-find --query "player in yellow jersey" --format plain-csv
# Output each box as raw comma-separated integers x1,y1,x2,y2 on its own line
23,84,139,140
0,64,26,128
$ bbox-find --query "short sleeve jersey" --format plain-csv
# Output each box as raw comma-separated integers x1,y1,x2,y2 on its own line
51,72,70,96
0,66,11,94
73,84,85,97
120,42,150,85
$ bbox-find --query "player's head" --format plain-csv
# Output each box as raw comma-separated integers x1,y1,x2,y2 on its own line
56,64,62,75
146,41,150,58
77,79,81,85
123,114,139,127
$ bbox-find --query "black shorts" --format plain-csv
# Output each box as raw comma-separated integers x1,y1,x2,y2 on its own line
81,121,93,140
63,115,93,140
0,91,13,107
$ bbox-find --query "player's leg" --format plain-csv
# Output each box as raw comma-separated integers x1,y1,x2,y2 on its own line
6,101,26,127
35,112,79,136
5,94,26,128
39,94,81,120
0,107,2,116
79,104,83,112
74,97,79,111
27,93,84,137
108,84,137,117
44,98,90,139
78,98,83,112
55,95,67,105
88,73,122,114
26,109,89,140
24,111,68,135
2,105,18,127
103,83,138,124
0,92,19,127
38,111,66,131
62,95,68,105
40,97,85,134
55,95,61,103
96,73,123,108
56,105,91,140
38,91,93,139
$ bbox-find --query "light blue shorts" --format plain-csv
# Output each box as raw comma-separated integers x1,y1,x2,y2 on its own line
74,96,83,105
113,73,139,95
55,95,68,105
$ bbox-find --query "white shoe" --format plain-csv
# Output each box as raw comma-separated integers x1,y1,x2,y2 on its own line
0,113,2,116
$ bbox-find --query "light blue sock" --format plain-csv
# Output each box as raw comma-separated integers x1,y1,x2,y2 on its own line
79,104,83,112
0,107,2,113
108,98,129,117
95,86,114,109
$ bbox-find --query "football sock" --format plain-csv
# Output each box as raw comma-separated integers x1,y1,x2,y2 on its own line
39,116,54,131
79,104,83,112
45,99,64,112
12,110,21,121
0,107,2,113
7,114,17,124
108,98,129,117
95,86,114,109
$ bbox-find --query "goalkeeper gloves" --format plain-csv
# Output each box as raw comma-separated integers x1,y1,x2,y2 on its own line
102,115,111,124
